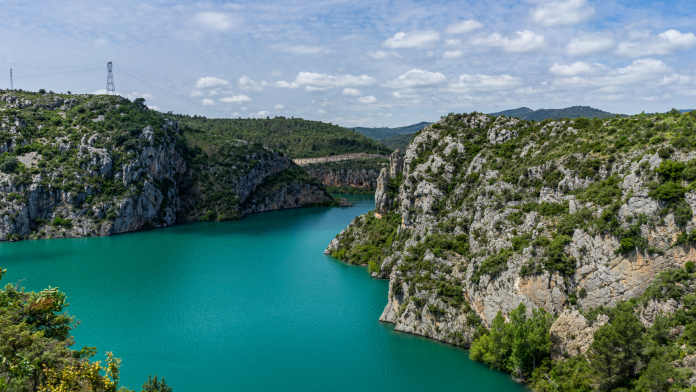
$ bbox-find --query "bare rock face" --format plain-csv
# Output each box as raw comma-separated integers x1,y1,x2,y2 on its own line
375,168,390,215
242,182,333,214
390,149,404,178
305,167,379,189
550,310,609,360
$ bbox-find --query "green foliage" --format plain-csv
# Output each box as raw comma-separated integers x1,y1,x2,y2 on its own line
649,181,687,201
0,268,164,391
331,211,401,267
175,115,391,159
577,176,622,206
470,303,553,376
141,375,172,392
471,248,513,283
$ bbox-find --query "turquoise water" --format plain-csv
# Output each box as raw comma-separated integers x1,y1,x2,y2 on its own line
0,195,526,391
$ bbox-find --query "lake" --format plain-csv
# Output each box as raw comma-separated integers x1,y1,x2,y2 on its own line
0,194,526,391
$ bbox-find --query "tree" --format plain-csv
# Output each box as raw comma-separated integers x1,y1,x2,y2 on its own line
588,309,644,389
142,375,172,392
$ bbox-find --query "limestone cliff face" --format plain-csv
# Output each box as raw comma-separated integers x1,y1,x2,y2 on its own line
0,92,335,241
327,111,696,348
242,182,333,214
305,167,379,189
0,120,187,240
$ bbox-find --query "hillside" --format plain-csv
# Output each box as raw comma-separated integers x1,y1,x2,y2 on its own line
0,90,336,241
490,105,623,121
327,109,696,388
380,133,416,151
351,122,431,140
173,115,391,159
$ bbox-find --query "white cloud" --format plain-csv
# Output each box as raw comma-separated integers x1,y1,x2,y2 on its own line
219,94,252,103
275,80,298,88
447,74,522,93
241,107,247,111
469,31,546,53
238,76,268,91
195,77,230,88
552,58,679,89
252,111,270,117
356,95,377,104
566,34,616,56
390,92,419,99
530,0,595,27
190,90,204,97
202,99,216,106
316,109,326,115
442,50,464,59
278,45,334,55
549,61,607,76
342,88,362,96
275,104,284,109
446,39,461,46
125,92,153,101
383,30,440,49
194,12,235,31
382,69,447,88
147,105,160,111
615,30,696,57
445,20,484,34
276,72,377,90
366,50,402,59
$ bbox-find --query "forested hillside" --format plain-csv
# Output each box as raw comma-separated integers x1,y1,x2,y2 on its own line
351,122,431,141
380,133,416,151
173,115,390,159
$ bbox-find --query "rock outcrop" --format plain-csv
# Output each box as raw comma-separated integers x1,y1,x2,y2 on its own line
327,110,696,348
0,91,339,241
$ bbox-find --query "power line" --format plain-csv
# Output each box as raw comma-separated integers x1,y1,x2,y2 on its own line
112,67,234,119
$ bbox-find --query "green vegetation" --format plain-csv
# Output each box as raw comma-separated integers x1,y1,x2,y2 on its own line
351,122,430,141
379,133,415,151
330,211,402,266
470,303,553,376
472,264,696,390
0,267,168,391
174,115,391,159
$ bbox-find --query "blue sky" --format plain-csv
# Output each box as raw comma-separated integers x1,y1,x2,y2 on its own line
2,0,696,127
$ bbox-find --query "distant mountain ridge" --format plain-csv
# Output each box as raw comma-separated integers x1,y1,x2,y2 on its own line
489,106,624,121
351,122,431,140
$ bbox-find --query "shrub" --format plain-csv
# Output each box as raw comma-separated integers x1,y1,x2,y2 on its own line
0,157,20,173
658,147,671,159
686,261,696,273
649,182,686,201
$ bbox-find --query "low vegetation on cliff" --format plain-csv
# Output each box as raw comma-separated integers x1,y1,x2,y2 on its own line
0,267,171,391
327,108,696,390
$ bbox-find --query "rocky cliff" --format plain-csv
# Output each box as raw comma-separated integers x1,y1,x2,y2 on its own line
302,157,388,191
327,110,696,348
0,91,337,241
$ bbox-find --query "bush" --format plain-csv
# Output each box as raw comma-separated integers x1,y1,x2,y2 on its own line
649,182,686,201
658,147,671,159
0,157,20,173
686,261,696,273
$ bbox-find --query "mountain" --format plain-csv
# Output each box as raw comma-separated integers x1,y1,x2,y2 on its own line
351,122,431,140
173,115,391,159
489,105,623,121
327,109,696,388
0,90,339,242
380,133,416,151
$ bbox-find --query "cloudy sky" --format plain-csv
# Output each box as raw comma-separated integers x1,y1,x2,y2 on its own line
2,0,695,127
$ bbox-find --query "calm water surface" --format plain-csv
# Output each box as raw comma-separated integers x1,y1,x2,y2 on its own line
0,195,526,391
